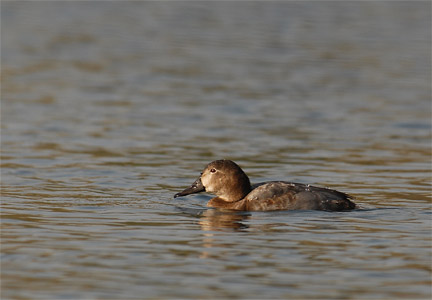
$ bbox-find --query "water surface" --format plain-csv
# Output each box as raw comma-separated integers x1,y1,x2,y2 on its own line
2,2,431,299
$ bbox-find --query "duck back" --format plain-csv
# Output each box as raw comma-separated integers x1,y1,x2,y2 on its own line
244,181,355,211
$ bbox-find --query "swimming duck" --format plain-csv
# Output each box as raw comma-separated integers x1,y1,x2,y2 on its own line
174,159,355,211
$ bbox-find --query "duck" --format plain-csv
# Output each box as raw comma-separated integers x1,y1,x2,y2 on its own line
174,159,356,211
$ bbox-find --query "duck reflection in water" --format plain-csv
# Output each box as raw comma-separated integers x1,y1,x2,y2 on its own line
174,160,356,212
177,206,250,231
199,209,250,231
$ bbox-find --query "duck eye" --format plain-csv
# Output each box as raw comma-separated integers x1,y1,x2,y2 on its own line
210,168,216,173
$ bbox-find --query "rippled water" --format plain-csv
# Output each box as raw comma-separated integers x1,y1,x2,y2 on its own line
2,2,431,299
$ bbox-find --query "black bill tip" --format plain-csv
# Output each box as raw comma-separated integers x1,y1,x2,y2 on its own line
173,177,205,198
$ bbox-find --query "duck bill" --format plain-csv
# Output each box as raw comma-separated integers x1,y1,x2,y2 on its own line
174,177,205,198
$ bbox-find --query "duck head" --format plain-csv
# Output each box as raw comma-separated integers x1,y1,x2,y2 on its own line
174,159,252,202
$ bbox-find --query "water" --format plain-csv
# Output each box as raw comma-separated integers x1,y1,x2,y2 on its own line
1,2,431,299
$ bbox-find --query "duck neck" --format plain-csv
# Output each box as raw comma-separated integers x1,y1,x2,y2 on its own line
217,173,251,203
207,197,247,210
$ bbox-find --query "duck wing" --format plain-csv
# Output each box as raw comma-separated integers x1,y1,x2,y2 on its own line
245,181,355,211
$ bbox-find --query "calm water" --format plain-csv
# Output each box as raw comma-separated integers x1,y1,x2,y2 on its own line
1,2,431,299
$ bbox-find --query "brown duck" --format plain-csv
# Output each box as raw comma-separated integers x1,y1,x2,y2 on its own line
174,160,356,211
